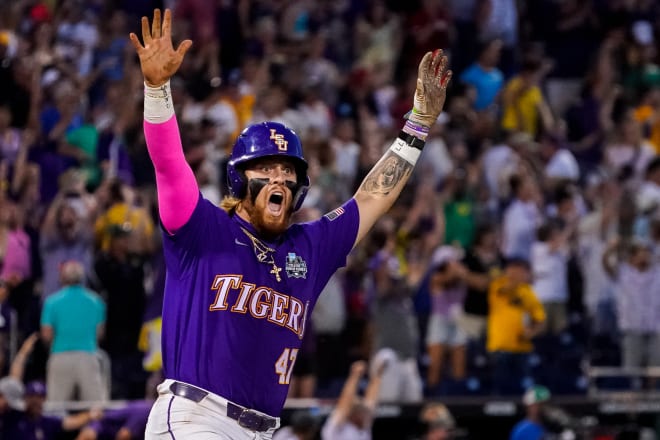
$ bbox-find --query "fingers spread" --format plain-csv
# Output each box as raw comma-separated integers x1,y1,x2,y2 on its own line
441,70,453,88
418,51,433,79
430,50,443,77
176,39,193,58
141,16,152,45
152,9,162,39
129,33,144,53
162,9,172,39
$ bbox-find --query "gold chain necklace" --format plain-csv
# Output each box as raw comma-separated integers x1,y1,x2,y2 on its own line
240,227,282,282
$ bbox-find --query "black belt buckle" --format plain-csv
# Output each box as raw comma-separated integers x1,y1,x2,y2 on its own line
228,402,275,432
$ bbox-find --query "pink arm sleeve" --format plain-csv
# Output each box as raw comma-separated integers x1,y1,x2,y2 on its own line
143,116,199,233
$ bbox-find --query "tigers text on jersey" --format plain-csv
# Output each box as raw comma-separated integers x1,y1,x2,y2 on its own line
161,194,358,416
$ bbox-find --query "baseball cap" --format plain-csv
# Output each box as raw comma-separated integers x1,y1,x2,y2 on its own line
25,380,47,397
522,385,551,405
0,377,25,410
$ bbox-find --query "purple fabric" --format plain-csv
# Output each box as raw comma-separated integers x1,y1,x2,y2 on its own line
160,196,359,416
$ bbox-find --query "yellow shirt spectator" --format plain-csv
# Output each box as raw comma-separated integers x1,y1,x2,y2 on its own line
487,275,546,353
94,202,155,253
501,77,543,137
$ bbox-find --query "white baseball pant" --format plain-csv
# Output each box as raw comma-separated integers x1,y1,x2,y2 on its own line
145,379,280,439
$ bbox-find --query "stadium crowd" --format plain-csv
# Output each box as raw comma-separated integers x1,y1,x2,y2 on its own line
0,0,660,438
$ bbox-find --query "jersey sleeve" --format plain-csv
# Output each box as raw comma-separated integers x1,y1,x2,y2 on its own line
302,199,359,293
161,193,228,279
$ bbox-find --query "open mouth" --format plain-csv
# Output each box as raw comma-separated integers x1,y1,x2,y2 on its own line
267,192,284,215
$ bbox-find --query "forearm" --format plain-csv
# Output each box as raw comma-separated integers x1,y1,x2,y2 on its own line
353,127,424,244
143,81,199,233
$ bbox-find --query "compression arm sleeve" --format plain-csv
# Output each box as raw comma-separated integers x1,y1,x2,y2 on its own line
143,81,199,233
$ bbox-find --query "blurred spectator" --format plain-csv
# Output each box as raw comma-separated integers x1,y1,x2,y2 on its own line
93,223,147,400
425,246,467,392
441,164,477,249
539,132,580,185
633,86,660,153
0,279,13,375
604,106,656,183
0,198,34,337
459,39,504,112
531,220,573,335
500,56,554,138
75,399,152,440
636,157,660,217
366,217,424,403
478,0,519,77
501,173,542,261
6,380,103,440
487,258,546,395
577,177,621,335
272,409,320,440
418,402,457,440
39,188,94,299
94,178,155,255
455,224,503,342
509,384,551,440
40,260,106,402
404,0,451,71
354,2,401,71
603,238,660,377
321,360,385,440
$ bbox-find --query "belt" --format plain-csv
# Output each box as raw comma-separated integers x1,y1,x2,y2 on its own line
169,381,277,432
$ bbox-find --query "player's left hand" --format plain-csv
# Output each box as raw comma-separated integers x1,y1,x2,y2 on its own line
129,9,192,87
408,49,452,128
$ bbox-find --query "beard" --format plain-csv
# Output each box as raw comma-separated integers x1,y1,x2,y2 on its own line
242,188,292,239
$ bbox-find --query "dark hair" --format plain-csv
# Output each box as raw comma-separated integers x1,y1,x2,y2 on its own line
473,224,496,247
646,156,660,178
504,256,531,270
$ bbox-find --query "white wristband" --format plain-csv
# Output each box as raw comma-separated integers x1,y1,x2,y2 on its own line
389,137,421,165
144,81,175,123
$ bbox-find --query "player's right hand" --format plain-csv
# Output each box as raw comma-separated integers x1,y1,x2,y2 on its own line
408,49,452,128
129,9,192,88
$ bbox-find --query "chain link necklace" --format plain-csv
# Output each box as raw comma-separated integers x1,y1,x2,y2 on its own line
240,227,282,282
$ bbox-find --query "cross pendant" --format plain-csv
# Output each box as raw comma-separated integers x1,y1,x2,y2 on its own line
270,265,282,282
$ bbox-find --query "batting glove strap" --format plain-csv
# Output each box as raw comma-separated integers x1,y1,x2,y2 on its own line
398,130,426,150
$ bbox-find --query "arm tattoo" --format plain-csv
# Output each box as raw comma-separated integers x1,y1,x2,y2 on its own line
360,152,413,196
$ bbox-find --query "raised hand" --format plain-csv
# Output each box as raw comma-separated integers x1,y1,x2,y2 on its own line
129,9,192,87
409,49,452,128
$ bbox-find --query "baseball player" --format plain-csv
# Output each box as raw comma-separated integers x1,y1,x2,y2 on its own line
129,8,451,440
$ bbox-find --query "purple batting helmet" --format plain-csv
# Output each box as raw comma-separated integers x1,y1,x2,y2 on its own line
227,122,309,211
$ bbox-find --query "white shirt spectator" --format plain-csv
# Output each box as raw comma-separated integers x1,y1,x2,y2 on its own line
419,137,454,186
577,211,617,315
502,199,542,260
331,138,360,183
637,180,660,214
482,143,518,200
531,241,569,303
545,149,580,181
615,262,660,333
321,417,370,440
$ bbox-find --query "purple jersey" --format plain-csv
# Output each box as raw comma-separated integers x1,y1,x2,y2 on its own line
161,196,358,416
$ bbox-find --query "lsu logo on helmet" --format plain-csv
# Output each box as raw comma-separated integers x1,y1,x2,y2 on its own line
269,129,288,151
